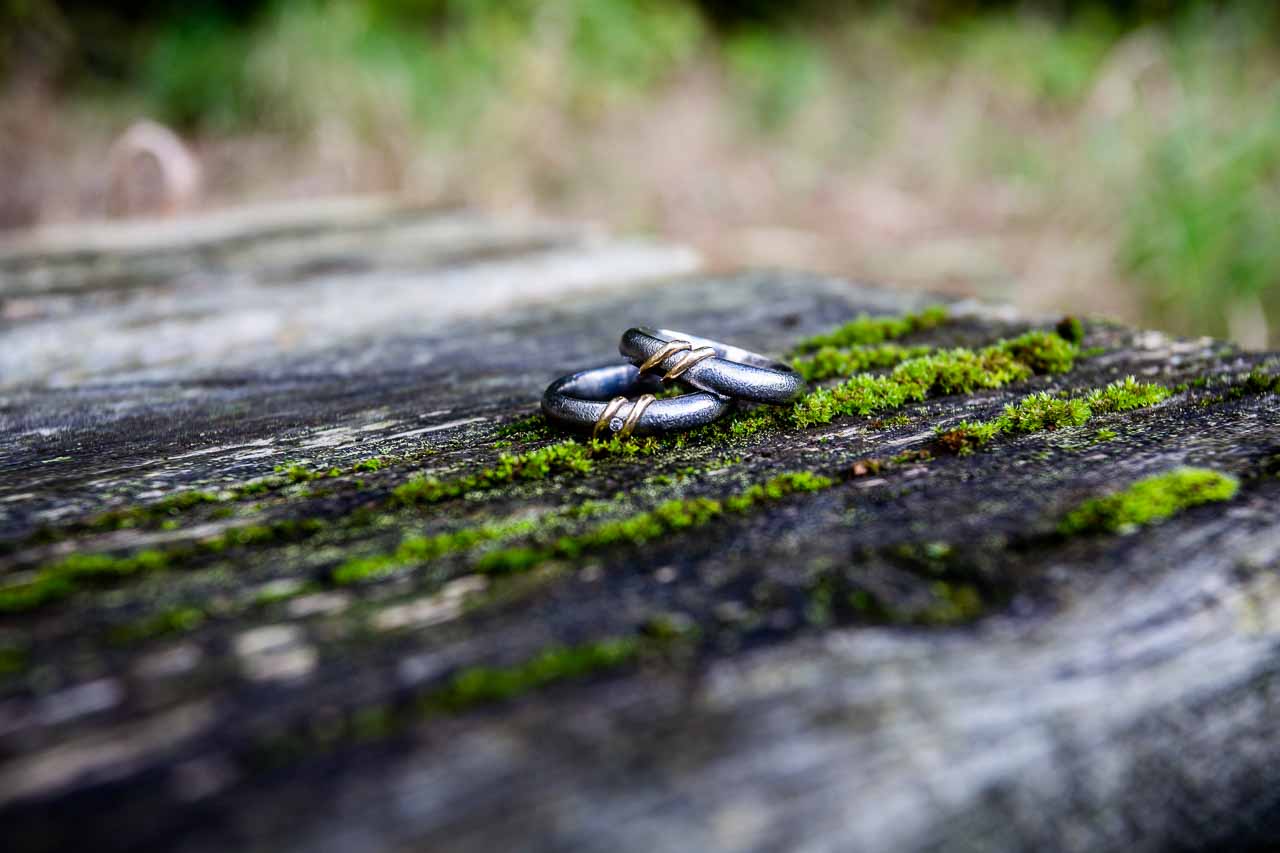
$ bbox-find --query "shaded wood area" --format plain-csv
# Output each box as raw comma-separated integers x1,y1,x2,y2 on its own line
1,202,1278,852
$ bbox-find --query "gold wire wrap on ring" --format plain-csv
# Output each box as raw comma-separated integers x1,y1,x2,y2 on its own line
592,396,629,440
591,394,656,441
619,394,655,439
662,346,716,381
637,340,691,374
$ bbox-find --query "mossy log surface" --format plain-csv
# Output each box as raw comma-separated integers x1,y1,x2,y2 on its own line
2,203,1279,853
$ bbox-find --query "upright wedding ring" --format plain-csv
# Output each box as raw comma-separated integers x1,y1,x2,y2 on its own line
541,363,733,439
619,327,806,405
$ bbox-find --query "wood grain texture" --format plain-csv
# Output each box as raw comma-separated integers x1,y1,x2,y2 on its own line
1,203,1277,853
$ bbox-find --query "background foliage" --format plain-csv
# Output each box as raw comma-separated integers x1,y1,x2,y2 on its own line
3,0,1279,345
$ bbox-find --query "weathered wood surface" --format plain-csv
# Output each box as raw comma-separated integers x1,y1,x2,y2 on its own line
1,203,1278,853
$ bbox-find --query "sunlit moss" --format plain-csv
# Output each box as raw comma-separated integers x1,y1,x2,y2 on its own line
1083,375,1173,413
792,342,934,382
936,377,1168,454
392,440,595,505
792,331,1075,428
790,305,948,354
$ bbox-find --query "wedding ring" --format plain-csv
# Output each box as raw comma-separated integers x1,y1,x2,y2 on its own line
541,363,733,438
619,328,805,405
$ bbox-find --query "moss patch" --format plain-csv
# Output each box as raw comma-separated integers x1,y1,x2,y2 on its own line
48,456,394,541
790,305,948,354
1056,315,1085,344
492,413,554,442
0,518,326,613
83,491,223,533
792,330,1077,428
936,376,1169,454
391,437,659,507
806,541,999,628
333,516,546,585
0,644,27,675
1058,467,1239,535
477,471,835,575
108,606,206,645
792,343,934,382
3,438,670,612
420,637,640,713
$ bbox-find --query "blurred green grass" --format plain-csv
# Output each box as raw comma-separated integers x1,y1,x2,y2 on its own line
4,0,1280,345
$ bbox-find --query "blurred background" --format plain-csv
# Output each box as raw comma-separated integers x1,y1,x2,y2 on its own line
2,0,1278,346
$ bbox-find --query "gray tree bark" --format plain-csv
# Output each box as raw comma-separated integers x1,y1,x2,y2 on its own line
1,202,1277,852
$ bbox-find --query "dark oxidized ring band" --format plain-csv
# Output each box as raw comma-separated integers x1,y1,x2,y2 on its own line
541,363,734,439
619,327,806,405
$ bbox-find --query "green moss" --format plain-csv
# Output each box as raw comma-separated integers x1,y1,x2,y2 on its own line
805,573,837,626
1058,467,1239,535
0,548,172,612
420,637,639,712
723,470,833,511
477,471,835,575
244,633,673,766
474,546,546,575
333,515,540,584
792,343,934,382
873,414,914,429
253,579,312,606
792,331,1075,428
108,606,206,644
24,448,420,547
493,413,554,442
393,435,669,507
5,437,664,612
1093,428,1118,442
1185,369,1278,408
915,581,986,625
888,449,933,466
936,377,1168,454
640,612,700,641
998,329,1079,374
1083,375,1173,413
724,410,781,439
392,440,593,505
86,490,222,532
1055,315,1085,344
996,392,1092,433
806,540,996,628
1242,369,1280,395
2,517,326,613
350,705,395,741
0,644,27,676
790,306,948,355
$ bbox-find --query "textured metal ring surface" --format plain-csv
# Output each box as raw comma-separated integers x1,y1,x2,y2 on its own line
541,362,734,438
619,327,806,405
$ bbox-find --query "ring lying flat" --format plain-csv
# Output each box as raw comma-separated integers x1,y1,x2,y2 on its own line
619,327,806,405
541,363,733,439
